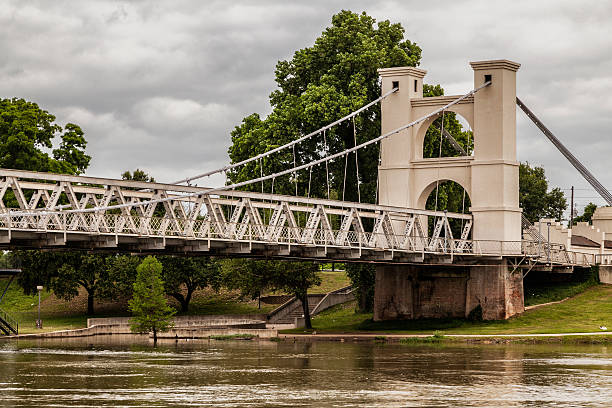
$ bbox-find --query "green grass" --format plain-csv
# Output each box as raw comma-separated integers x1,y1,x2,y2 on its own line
209,333,256,340
309,271,351,294
15,315,88,335
0,279,52,312
284,284,612,336
524,279,599,306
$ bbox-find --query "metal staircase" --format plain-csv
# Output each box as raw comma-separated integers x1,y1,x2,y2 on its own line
0,308,18,335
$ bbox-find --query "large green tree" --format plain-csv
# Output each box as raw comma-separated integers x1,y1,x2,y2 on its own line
228,10,421,203
129,256,175,344
221,259,272,308
221,259,321,328
519,162,567,222
267,261,321,330
159,256,220,313
18,252,109,315
0,98,90,174
573,202,597,225
227,10,422,314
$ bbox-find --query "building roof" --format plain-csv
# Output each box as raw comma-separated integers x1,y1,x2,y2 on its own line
571,235,600,248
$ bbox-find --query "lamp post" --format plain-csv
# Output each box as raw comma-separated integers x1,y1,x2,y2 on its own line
36,285,43,329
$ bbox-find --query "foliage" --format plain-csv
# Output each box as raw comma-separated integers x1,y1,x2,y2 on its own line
103,255,142,299
345,263,375,312
16,251,112,315
573,202,597,225
128,256,175,342
422,84,474,159
227,10,421,204
122,169,156,182
17,251,143,315
523,266,599,306
0,97,90,174
221,259,321,328
221,259,272,303
209,333,256,340
269,261,321,329
159,256,220,312
519,162,567,222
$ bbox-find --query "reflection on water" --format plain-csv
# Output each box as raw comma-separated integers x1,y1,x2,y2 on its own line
0,336,610,407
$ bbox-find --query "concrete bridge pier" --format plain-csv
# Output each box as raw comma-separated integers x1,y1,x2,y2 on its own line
373,261,524,321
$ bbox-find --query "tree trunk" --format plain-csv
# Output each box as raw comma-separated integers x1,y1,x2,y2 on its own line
170,292,189,313
359,284,368,313
183,289,193,313
153,327,157,346
300,294,312,329
87,291,94,315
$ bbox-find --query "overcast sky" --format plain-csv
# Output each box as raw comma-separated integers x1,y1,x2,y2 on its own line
1,0,611,216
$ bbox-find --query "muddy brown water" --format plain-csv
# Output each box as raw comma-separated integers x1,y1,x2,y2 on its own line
0,336,610,407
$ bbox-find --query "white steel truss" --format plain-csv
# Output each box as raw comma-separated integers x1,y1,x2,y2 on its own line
0,169,595,266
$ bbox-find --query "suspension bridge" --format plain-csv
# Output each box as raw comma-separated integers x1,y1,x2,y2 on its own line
1,59,610,321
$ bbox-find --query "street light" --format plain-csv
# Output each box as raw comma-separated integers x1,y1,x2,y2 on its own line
36,285,43,329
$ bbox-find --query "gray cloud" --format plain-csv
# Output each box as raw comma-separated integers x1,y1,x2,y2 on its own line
1,0,611,214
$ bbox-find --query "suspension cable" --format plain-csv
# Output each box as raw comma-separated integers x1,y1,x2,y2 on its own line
9,82,490,217
434,110,445,212
292,144,298,197
353,117,361,203
323,129,330,200
171,87,399,186
307,166,312,199
342,153,348,202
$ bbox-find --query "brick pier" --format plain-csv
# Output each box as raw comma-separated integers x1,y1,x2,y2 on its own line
373,260,524,321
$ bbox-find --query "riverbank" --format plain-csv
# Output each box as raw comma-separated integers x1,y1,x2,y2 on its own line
282,284,612,337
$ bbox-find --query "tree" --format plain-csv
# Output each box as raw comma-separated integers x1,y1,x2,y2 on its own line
345,263,375,312
4,98,93,301
17,251,109,315
227,11,423,315
0,98,90,174
102,255,142,299
122,169,155,183
573,202,597,225
519,162,567,222
128,256,175,344
268,261,321,329
159,256,220,312
220,259,272,308
227,10,421,204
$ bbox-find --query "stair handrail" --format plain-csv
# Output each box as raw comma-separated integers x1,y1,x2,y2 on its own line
311,285,354,316
0,307,18,335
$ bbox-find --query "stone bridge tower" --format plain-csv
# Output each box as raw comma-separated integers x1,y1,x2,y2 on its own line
373,60,524,321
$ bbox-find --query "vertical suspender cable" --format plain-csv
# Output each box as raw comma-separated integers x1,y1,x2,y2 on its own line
292,144,298,197
307,166,312,199
434,111,445,212
375,140,382,205
342,153,348,202
260,158,264,194
353,117,361,203
323,130,330,200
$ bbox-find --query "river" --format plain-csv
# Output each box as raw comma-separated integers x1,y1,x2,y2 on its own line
0,336,610,407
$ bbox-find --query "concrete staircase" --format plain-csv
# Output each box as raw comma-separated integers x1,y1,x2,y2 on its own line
267,286,354,325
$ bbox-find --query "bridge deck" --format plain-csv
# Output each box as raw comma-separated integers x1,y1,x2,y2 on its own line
0,169,601,268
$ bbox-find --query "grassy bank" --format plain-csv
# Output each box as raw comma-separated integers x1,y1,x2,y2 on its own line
284,284,612,336
0,269,350,334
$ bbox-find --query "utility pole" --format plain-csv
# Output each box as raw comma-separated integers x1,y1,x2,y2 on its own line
570,186,574,228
